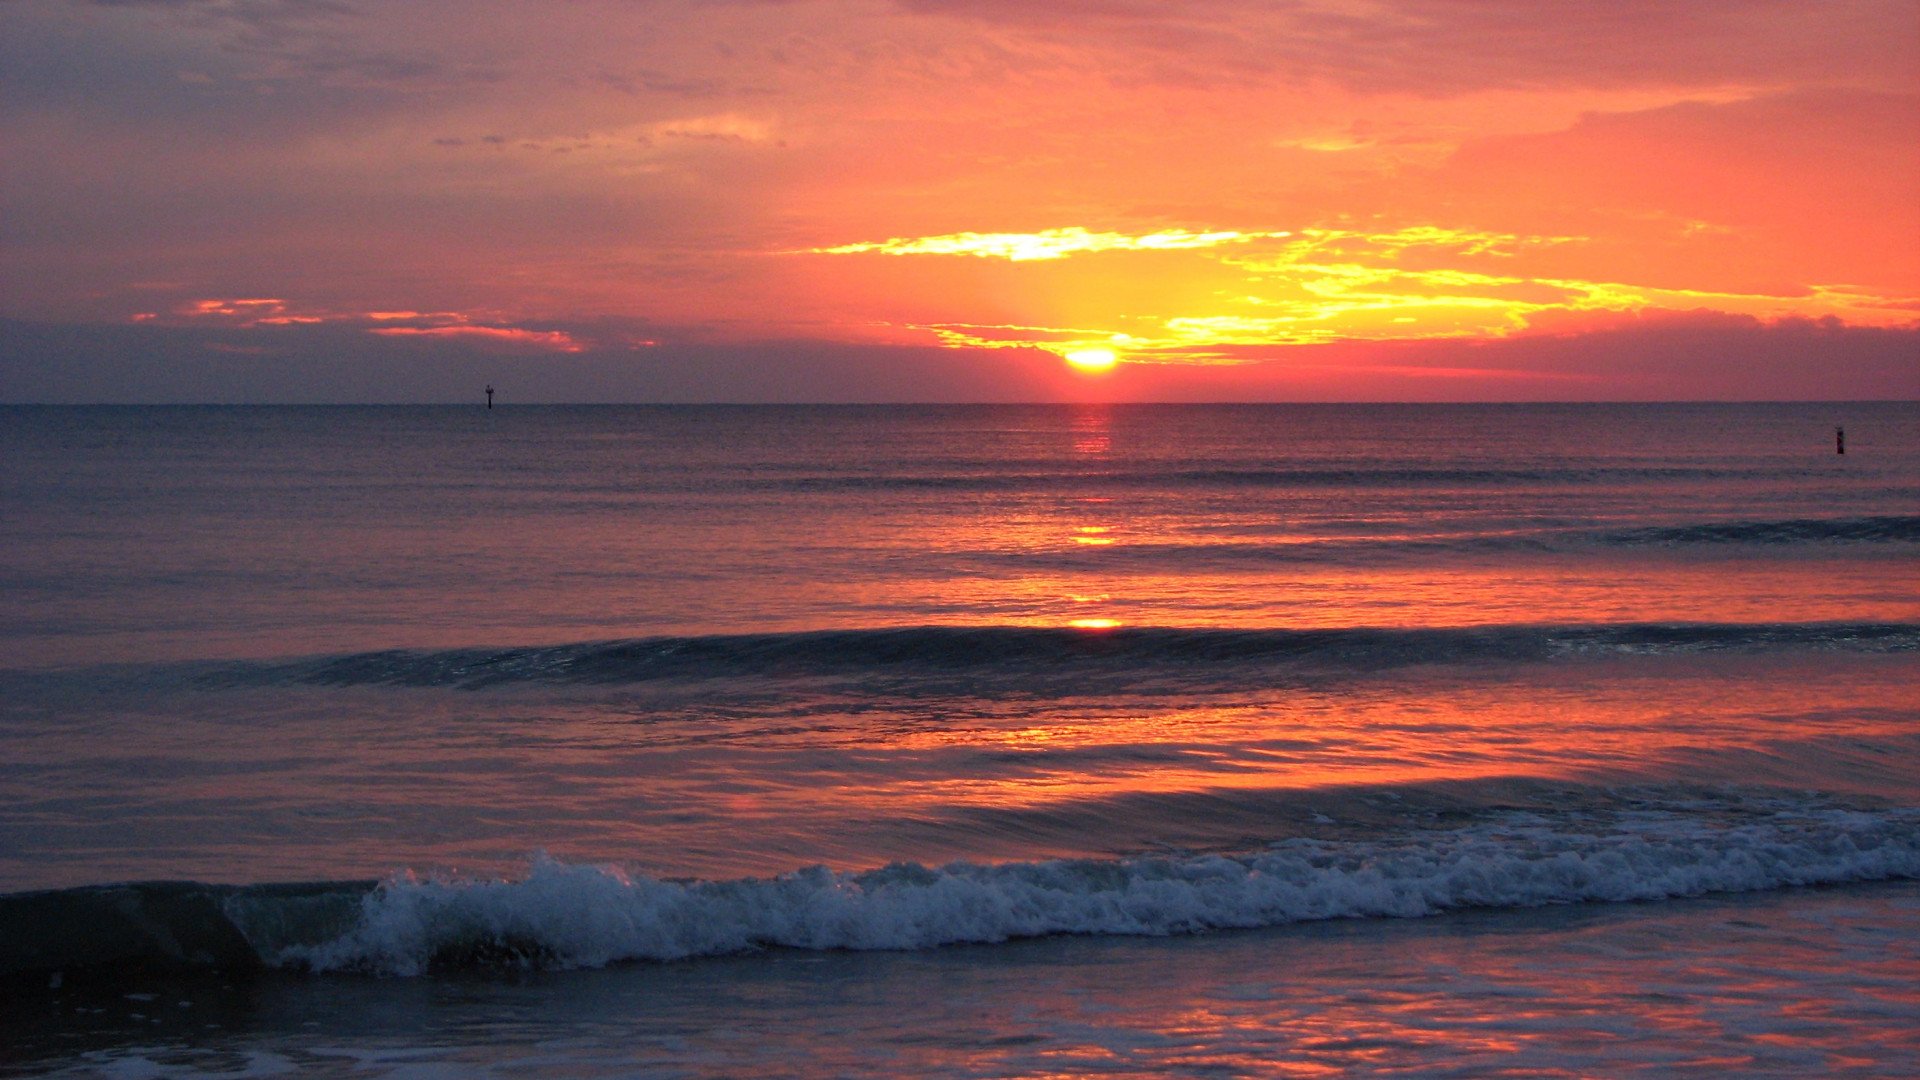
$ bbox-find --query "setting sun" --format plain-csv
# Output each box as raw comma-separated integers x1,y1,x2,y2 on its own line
1064,348,1119,373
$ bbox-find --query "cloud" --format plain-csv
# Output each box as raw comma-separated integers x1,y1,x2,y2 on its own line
0,318,1077,402
366,325,582,351
650,113,775,143
2,0,1913,390
6,311,1911,403
806,227,1290,261
801,223,1918,358
892,0,1919,93
1415,89,1920,296
182,297,289,316
1064,311,1920,400
148,298,591,350
77,0,446,90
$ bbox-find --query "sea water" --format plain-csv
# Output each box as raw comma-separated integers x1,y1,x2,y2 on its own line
1,403,1916,1076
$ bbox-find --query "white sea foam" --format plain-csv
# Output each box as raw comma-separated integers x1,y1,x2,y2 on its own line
280,807,1920,975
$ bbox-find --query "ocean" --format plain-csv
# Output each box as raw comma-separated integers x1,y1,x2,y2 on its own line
2,402,1916,1077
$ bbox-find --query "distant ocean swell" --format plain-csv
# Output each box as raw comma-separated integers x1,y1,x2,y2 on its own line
6,804,1916,978
731,464,1820,493
1606,515,1920,546
269,622,1920,689
998,515,1920,567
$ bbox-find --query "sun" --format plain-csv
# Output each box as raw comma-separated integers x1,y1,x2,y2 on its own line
1064,348,1118,372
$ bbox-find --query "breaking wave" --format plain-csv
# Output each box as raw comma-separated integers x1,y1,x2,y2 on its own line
7,802,1917,978
272,806,1920,974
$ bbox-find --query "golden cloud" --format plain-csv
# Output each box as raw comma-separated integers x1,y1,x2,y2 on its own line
806,227,1292,261
806,224,1919,362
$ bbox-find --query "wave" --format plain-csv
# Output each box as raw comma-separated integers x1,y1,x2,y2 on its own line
7,803,1916,977
269,622,1920,689
760,464,1752,494
0,880,371,978
1605,515,1920,546
971,514,1920,570
464,464,1785,499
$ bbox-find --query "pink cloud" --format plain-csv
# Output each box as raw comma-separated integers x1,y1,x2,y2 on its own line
366,325,582,351
182,299,288,318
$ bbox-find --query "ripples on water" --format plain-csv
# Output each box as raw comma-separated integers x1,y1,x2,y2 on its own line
1,403,1916,1075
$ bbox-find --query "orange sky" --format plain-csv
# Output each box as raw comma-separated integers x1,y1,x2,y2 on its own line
1,0,1915,399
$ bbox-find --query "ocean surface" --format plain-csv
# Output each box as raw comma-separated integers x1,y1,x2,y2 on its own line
2,402,1917,1077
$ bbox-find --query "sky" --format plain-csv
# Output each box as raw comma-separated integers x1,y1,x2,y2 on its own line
1,0,1915,401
